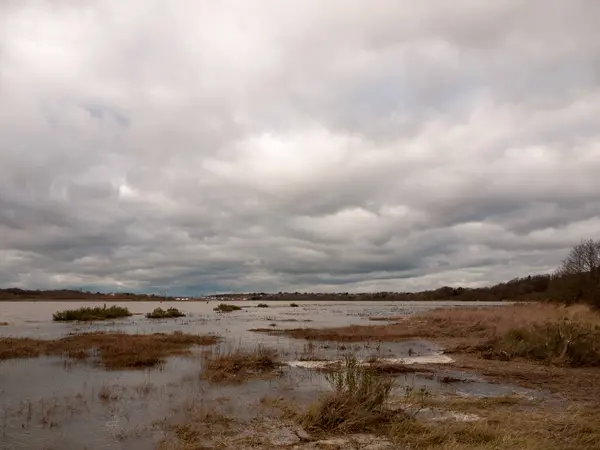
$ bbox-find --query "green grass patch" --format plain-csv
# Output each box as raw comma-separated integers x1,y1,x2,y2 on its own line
213,303,242,313
53,305,132,322
146,307,186,319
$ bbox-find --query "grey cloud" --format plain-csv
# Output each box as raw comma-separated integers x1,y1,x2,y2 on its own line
1,0,600,294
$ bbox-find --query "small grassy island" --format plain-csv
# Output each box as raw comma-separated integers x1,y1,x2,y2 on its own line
146,307,186,319
213,303,242,313
53,305,132,322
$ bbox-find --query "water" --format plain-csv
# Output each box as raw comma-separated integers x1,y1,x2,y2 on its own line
0,300,518,449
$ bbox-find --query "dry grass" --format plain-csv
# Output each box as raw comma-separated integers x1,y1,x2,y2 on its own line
481,319,600,367
301,354,405,434
252,303,599,344
368,316,408,322
201,345,280,383
387,395,600,450
0,332,218,369
156,403,236,450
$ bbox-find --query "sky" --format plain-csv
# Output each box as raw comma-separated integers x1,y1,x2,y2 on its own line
1,1,600,295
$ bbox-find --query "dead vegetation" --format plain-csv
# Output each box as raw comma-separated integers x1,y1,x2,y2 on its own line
368,316,407,322
300,354,404,434
201,345,281,383
0,332,218,369
385,394,600,450
252,303,600,358
480,319,600,367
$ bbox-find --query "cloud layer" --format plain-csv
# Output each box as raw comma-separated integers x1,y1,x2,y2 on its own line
1,0,600,294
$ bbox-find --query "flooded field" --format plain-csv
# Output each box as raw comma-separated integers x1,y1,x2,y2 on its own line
1,300,534,449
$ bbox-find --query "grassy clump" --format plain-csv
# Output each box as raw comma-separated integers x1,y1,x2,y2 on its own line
0,332,219,369
53,305,131,322
484,319,600,367
146,307,186,319
290,303,299,307
213,303,242,313
301,354,402,433
201,345,279,383
256,303,269,308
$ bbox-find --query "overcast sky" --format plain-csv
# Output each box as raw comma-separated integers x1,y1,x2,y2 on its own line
1,1,599,295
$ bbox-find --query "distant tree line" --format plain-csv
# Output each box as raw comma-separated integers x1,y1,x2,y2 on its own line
0,288,172,301
3,239,599,308
224,239,600,309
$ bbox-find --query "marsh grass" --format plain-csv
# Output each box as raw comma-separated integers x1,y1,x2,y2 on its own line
252,304,600,347
0,332,218,369
213,303,242,313
52,305,131,321
483,319,600,367
201,345,280,383
301,354,403,433
146,307,186,319
387,396,600,450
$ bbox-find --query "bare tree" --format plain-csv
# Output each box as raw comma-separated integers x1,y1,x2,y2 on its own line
555,239,600,305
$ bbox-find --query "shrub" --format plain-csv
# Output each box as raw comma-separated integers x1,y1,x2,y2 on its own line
213,303,242,313
300,354,401,433
53,305,131,321
290,303,299,307
146,307,186,319
257,303,269,308
484,319,600,367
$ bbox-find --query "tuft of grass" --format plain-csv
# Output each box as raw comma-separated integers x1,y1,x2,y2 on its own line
0,332,218,369
52,305,131,321
256,303,269,308
300,354,403,433
213,303,242,313
146,307,186,319
201,345,280,383
482,319,600,367
0,321,8,326
290,303,299,307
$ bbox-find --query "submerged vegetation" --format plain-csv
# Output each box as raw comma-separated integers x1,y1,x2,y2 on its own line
146,307,186,319
0,332,218,369
52,305,131,321
201,345,280,383
213,303,242,313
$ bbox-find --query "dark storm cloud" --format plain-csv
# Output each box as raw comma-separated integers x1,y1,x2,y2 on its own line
1,0,600,294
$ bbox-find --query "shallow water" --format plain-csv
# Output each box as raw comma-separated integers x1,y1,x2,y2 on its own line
0,300,517,449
